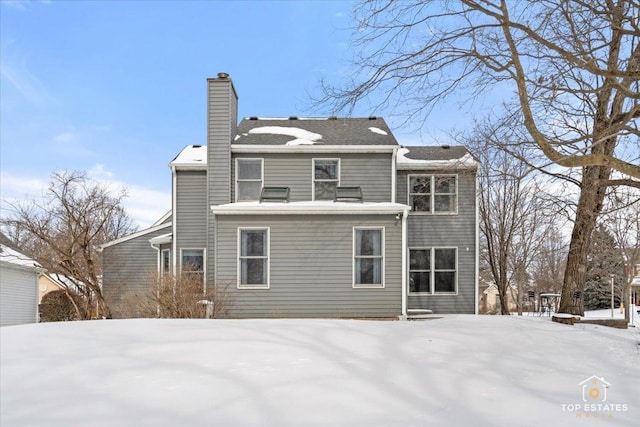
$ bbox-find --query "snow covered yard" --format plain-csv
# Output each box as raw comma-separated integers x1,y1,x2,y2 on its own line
1,316,638,427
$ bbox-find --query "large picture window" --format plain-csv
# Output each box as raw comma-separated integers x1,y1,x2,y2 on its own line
353,227,384,288
238,228,270,289
236,158,263,201
181,249,205,283
313,159,340,200
408,175,457,213
409,248,457,294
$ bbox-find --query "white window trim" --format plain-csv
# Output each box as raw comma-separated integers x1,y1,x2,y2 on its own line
237,227,271,290
179,248,206,287
352,226,385,289
312,158,341,201
408,247,458,296
235,158,264,202
407,174,458,215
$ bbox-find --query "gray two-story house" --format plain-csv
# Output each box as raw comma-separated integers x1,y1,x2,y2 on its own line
101,73,479,318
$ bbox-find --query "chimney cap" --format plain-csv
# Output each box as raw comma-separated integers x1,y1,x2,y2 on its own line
217,72,230,79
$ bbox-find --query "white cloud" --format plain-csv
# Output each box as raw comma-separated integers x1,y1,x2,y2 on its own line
53,132,75,143
0,169,170,229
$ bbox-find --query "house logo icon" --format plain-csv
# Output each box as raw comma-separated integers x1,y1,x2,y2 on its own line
578,375,610,402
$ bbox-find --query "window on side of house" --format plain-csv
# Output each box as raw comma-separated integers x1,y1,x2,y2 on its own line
434,248,457,293
181,249,205,283
409,248,457,295
313,159,340,200
408,175,457,213
409,249,430,293
236,158,263,201
353,227,384,288
238,228,269,289
161,249,171,276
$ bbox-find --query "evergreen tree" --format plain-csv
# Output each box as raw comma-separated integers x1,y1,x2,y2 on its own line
583,226,625,310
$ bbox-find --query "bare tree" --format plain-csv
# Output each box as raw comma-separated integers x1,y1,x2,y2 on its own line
2,171,137,319
319,0,639,314
469,125,556,315
600,187,640,321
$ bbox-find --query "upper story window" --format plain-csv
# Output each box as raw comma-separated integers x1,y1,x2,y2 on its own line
313,159,340,200
408,175,457,214
236,158,263,202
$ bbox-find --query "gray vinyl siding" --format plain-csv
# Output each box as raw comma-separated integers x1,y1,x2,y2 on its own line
207,78,236,207
231,153,393,202
102,226,170,318
214,214,402,318
397,170,477,313
175,170,207,252
207,78,238,288
0,265,38,326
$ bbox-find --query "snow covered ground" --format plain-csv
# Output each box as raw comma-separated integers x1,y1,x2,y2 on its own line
1,315,638,427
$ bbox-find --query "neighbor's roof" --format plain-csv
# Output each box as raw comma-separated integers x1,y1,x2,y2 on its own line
397,146,479,170
0,244,41,270
233,117,399,146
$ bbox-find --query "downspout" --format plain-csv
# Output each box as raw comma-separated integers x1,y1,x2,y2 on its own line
391,148,397,203
401,207,408,318
171,165,177,276
150,241,161,317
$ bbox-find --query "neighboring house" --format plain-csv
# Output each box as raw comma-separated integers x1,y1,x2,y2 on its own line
631,263,640,306
0,233,41,327
101,73,479,318
37,273,65,304
479,284,519,314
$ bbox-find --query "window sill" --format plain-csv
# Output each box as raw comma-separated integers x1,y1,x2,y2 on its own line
237,285,270,290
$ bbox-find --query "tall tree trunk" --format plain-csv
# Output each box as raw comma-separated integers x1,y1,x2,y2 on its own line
559,165,610,315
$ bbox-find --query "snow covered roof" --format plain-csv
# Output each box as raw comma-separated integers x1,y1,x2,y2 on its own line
211,201,409,215
397,146,479,170
234,117,399,146
169,145,207,169
0,244,41,270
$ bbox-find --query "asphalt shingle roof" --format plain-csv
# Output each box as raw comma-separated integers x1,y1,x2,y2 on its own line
234,117,399,146
402,145,470,161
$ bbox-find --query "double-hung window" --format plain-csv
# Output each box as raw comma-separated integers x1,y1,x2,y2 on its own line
236,159,263,201
408,175,457,213
353,227,384,288
313,159,340,200
238,228,270,289
181,249,205,284
409,248,457,294
161,249,171,277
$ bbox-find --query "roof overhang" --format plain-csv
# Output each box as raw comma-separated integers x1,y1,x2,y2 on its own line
98,223,172,250
211,201,409,215
149,233,173,246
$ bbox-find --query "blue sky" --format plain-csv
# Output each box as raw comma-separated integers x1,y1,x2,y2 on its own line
1,0,462,228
